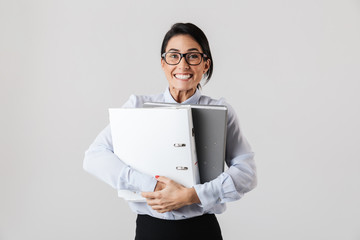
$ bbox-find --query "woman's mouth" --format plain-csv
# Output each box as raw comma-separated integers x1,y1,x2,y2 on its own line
174,74,193,80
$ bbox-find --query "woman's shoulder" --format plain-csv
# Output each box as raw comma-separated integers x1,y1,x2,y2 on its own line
121,93,164,108
198,94,230,107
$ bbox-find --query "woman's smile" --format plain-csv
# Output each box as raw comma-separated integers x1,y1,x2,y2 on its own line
174,73,193,80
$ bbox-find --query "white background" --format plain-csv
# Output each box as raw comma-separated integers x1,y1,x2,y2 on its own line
1,0,360,239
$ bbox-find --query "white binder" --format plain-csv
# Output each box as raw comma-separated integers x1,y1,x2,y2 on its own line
143,103,228,184
109,107,200,202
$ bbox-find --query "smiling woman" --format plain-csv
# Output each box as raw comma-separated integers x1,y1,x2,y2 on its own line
83,23,257,240
161,34,211,103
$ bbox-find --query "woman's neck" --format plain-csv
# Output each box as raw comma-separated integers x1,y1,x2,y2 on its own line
169,87,196,103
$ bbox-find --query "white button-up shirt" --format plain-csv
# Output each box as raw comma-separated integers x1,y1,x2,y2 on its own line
83,88,257,220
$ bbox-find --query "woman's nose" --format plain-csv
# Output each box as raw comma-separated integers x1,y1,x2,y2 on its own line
178,57,190,69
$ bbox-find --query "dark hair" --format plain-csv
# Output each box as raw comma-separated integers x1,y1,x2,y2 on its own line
161,23,213,88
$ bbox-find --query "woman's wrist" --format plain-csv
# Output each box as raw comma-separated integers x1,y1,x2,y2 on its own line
186,187,201,205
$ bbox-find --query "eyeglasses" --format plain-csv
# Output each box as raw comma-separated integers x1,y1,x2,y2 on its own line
161,52,208,66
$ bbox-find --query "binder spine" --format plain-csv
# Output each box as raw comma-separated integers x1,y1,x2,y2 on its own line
187,108,200,185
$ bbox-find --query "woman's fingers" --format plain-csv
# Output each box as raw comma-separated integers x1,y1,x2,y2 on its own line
141,176,191,213
141,191,160,199
155,175,172,185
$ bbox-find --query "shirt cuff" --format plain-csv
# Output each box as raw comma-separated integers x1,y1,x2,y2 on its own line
118,166,158,192
193,173,242,212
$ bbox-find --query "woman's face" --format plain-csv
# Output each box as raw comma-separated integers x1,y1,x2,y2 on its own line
161,34,210,93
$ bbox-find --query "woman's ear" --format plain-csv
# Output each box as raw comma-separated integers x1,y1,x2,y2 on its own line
203,59,211,74
161,58,166,70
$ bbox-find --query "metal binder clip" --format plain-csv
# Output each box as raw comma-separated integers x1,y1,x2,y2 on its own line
176,166,188,170
174,143,186,147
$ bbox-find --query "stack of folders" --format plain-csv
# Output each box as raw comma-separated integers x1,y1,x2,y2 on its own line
109,103,227,202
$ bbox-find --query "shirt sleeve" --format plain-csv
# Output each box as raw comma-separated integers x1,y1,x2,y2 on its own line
193,102,257,212
83,95,158,193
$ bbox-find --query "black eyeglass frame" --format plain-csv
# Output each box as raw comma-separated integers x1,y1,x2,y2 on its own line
161,52,208,66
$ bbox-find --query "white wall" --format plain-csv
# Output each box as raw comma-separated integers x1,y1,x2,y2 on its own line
1,0,359,239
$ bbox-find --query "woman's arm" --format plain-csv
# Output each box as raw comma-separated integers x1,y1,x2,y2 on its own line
83,125,158,193
83,95,158,193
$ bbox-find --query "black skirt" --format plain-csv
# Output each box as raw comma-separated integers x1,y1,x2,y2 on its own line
135,214,223,240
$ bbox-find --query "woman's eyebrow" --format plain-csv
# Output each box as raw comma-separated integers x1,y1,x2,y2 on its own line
187,48,200,52
167,48,201,52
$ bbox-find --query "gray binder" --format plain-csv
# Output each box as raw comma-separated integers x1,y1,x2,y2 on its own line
143,102,227,183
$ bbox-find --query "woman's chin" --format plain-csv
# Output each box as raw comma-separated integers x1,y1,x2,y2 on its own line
170,84,195,92
169,79,198,91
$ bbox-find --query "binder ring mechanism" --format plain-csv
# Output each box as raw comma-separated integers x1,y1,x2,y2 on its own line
174,143,186,147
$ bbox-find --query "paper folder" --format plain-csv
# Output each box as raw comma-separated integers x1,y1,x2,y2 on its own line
109,107,200,202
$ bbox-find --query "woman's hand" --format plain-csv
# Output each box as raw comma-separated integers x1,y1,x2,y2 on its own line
141,176,200,213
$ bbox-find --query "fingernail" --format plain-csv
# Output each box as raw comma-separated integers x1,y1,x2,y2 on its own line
155,175,159,179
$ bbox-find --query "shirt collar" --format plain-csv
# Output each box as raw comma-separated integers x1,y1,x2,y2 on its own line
164,87,201,104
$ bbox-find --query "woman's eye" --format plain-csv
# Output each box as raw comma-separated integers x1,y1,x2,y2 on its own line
188,53,200,59
169,53,179,59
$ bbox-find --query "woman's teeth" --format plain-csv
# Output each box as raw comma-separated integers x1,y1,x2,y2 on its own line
175,74,192,80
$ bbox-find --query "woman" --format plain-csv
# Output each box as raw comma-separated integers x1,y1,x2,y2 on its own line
83,23,257,240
